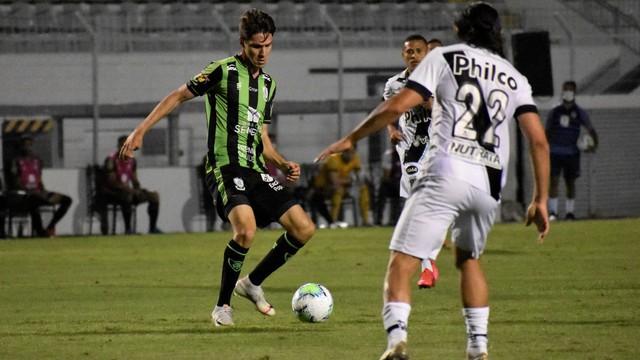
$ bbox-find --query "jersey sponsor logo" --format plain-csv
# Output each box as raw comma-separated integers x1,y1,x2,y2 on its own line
233,177,246,191
249,86,258,93
448,139,502,169
412,135,429,148
234,125,259,136
261,173,284,191
404,163,419,175
453,53,518,90
560,114,570,127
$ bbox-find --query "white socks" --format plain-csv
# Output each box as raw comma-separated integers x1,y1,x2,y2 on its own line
549,198,558,214
566,199,575,214
382,302,411,349
463,307,489,355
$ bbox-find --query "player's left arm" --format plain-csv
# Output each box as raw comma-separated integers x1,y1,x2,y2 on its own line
260,125,300,183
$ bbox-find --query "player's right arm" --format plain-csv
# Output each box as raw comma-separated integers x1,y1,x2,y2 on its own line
518,111,550,242
120,85,195,159
120,62,223,159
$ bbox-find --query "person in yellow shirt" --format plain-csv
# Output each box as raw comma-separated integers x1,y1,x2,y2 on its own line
312,148,371,226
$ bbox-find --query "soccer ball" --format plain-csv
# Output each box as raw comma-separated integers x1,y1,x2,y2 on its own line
577,133,595,151
291,283,333,323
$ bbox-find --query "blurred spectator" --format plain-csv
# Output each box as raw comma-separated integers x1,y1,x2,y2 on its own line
546,81,598,220
375,147,403,226
8,136,72,237
306,164,340,228
103,135,162,234
312,148,371,227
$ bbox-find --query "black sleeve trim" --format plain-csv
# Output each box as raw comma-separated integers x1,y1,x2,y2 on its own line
405,80,432,101
186,83,199,96
186,65,223,97
514,104,539,118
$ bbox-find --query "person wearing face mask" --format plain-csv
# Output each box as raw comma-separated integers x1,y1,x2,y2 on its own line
8,136,72,237
545,80,598,220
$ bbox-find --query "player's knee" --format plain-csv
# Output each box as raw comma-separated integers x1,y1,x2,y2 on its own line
233,226,256,245
295,220,316,243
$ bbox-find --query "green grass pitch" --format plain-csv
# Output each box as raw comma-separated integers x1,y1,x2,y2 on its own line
1,218,639,359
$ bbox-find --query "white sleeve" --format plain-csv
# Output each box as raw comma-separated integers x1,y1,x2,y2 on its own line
406,48,446,101
382,78,394,101
513,75,538,117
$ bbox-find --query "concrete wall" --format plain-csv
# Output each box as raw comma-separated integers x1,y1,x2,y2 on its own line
0,46,620,106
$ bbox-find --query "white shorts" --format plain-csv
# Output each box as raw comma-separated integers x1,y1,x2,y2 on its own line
390,176,498,260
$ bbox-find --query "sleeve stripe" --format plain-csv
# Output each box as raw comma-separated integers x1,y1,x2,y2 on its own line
405,80,432,101
186,83,199,96
514,104,538,118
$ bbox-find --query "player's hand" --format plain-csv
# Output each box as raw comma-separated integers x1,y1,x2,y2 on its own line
388,127,404,144
314,137,353,163
525,201,550,244
285,161,301,183
119,131,143,160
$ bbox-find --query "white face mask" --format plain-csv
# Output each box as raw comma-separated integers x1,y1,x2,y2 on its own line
562,90,575,102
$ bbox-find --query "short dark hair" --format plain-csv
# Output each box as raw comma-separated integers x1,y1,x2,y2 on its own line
239,8,276,41
563,81,577,90
455,2,503,56
428,38,443,46
403,34,428,45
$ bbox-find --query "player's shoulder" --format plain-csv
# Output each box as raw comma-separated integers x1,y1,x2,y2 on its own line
262,71,276,86
386,70,406,83
385,71,406,90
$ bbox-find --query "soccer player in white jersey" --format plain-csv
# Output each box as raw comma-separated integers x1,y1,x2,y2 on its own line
316,2,550,359
383,34,442,289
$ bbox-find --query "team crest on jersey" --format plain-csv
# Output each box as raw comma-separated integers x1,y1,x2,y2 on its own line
194,72,208,84
261,173,274,183
233,177,245,191
227,63,237,72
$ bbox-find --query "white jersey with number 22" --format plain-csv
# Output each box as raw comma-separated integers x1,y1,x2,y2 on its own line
406,43,537,201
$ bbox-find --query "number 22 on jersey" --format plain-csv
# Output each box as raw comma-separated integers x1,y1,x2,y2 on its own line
453,82,509,149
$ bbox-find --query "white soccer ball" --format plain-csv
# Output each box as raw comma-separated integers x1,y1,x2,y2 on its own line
577,133,595,151
291,283,333,323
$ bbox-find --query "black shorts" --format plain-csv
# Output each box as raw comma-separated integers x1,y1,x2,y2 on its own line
205,165,297,228
550,153,580,180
